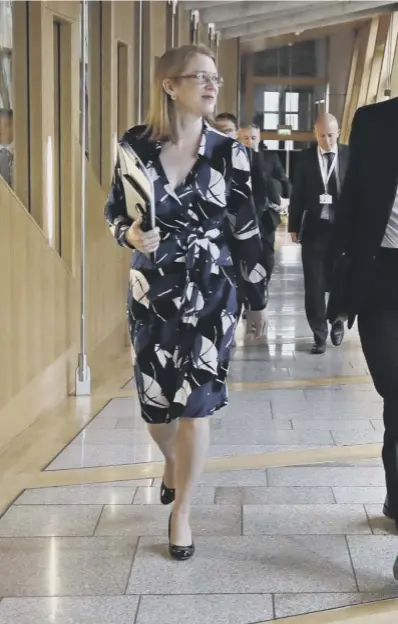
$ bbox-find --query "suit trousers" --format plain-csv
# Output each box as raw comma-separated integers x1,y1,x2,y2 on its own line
262,230,276,281
301,232,333,344
358,248,398,517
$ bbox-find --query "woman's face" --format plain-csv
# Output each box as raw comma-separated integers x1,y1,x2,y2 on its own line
166,53,221,117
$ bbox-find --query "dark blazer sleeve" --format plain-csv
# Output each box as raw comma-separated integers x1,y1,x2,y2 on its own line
333,111,363,253
252,150,281,207
271,153,292,198
228,142,267,311
288,151,307,234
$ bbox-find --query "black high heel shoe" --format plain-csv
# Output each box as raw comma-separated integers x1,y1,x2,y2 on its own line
160,481,175,505
168,513,195,561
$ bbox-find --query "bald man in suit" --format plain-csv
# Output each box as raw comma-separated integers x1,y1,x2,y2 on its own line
289,114,349,354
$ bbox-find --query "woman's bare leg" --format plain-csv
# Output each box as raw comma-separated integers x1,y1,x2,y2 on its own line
171,417,210,546
147,421,178,487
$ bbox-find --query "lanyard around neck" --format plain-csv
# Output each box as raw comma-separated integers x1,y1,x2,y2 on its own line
318,149,337,193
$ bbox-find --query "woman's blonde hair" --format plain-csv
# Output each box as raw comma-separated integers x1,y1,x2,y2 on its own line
146,44,216,143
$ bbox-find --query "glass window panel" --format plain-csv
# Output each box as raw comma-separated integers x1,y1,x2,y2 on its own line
285,92,299,112
264,91,279,112
286,113,299,130
0,0,13,187
263,113,278,130
264,140,279,150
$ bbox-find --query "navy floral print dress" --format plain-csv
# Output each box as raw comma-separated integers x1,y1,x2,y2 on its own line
105,123,267,424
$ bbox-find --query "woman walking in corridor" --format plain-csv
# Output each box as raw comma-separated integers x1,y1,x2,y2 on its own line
105,44,267,560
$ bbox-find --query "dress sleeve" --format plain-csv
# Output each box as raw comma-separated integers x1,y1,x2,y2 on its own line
104,153,135,249
228,141,268,311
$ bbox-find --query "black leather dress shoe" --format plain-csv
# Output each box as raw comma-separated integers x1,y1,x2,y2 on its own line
383,497,398,530
331,321,345,347
160,481,175,506
311,342,326,355
168,514,195,561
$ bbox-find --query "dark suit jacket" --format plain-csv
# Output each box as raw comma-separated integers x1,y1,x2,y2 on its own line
260,147,291,199
331,97,398,323
245,148,281,238
288,143,349,242
248,148,281,208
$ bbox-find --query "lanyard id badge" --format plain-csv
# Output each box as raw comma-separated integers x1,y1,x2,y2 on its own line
319,150,337,220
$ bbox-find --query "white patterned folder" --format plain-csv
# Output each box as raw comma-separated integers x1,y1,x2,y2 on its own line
117,143,155,229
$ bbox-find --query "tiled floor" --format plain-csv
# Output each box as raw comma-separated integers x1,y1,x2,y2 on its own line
0,230,397,623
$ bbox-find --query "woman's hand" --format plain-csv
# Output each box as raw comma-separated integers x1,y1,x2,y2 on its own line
245,309,267,338
125,216,160,254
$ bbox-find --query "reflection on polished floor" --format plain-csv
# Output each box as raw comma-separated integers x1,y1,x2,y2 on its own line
0,229,397,623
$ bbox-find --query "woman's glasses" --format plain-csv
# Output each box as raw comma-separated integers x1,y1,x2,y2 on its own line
174,72,224,87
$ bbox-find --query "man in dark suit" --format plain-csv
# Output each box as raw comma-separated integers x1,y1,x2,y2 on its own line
240,123,291,201
289,113,349,354
330,98,398,531
239,122,290,280
215,114,281,280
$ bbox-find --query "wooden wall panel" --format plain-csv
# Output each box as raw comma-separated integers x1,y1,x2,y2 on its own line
376,12,398,101
341,24,369,143
0,179,72,408
177,5,191,46
0,1,136,429
356,17,379,108
217,38,239,116
366,14,391,104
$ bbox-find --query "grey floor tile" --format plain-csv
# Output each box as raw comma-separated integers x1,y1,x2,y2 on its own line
136,595,273,624
325,459,383,468
0,537,137,596
364,505,398,535
222,392,273,414
371,420,385,432
333,487,386,505
96,505,241,537
291,419,375,431
215,486,335,505
274,591,398,619
216,430,334,446
273,405,381,420
133,486,215,505
0,505,102,537
127,535,357,594
15,485,136,506
211,423,295,446
267,467,385,488
115,417,155,430
156,469,269,487
84,416,120,431
207,444,319,456
243,505,371,536
347,535,398,592
73,429,154,445
98,397,141,418
89,479,153,487
229,365,291,382
331,430,383,446
0,597,140,624
47,444,163,470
